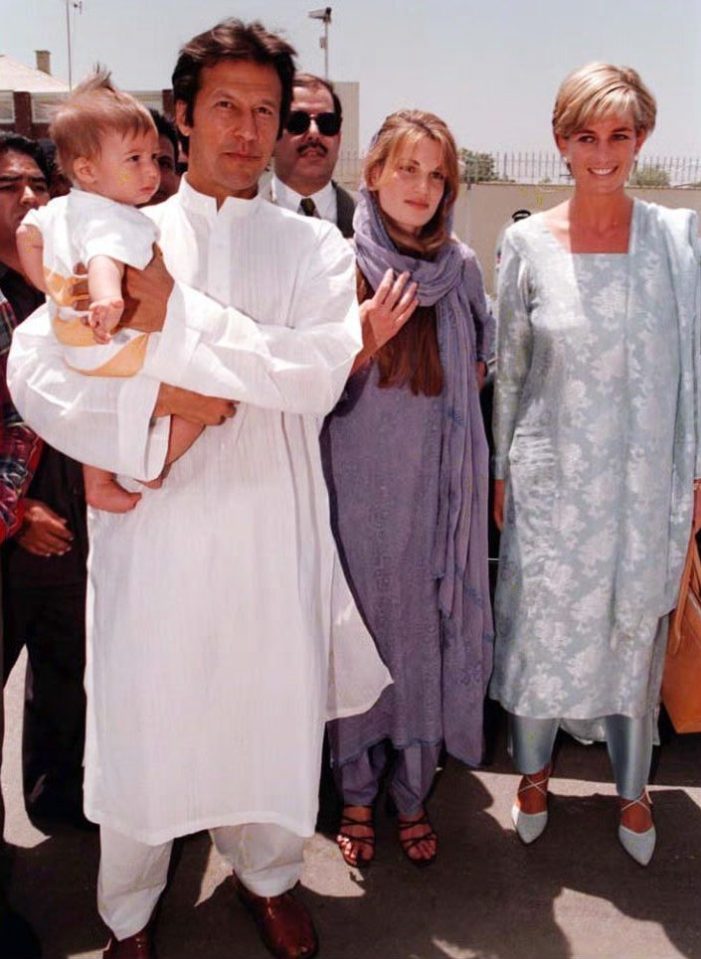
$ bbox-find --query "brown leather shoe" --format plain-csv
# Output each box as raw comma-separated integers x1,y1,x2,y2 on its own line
232,876,318,959
103,928,154,958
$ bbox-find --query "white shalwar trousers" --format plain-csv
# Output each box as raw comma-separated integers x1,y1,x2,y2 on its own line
98,823,306,940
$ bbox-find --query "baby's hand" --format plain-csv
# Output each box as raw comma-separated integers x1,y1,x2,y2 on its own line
88,297,125,343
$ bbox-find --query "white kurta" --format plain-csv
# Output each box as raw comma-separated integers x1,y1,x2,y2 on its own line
8,178,391,844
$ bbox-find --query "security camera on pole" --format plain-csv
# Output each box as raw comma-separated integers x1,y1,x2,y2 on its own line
308,7,332,79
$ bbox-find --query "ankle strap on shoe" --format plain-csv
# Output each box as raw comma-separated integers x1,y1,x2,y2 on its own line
620,791,652,814
517,769,551,798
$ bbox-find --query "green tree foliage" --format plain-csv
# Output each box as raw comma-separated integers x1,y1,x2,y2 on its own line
459,148,506,183
629,165,670,188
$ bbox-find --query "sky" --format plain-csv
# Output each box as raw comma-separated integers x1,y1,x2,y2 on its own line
2,0,701,159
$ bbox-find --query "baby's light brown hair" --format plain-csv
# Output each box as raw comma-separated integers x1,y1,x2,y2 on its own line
50,67,156,183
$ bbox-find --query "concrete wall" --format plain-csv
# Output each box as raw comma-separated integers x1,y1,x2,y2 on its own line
453,182,701,296
335,81,359,158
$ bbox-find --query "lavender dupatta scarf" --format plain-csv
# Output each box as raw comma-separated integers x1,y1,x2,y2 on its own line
353,186,494,764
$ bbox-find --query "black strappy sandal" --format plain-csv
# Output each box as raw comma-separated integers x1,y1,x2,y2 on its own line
397,810,438,867
336,805,375,868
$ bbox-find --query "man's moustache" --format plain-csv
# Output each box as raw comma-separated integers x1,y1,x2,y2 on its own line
298,142,328,157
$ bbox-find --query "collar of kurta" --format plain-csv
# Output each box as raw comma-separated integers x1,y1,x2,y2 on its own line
178,175,264,221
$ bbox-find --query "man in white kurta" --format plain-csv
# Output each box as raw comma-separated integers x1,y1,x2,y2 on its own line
8,20,389,959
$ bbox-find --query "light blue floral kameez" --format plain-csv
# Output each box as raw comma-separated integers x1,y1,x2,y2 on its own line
491,200,701,723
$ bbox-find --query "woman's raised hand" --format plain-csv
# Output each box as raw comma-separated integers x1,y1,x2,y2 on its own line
361,269,419,355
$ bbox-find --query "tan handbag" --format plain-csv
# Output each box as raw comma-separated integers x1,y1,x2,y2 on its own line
663,534,701,732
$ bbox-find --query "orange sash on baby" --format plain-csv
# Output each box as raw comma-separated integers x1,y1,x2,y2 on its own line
47,266,149,378
52,315,149,377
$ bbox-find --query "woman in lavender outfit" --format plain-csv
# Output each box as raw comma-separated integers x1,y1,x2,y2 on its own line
322,110,493,867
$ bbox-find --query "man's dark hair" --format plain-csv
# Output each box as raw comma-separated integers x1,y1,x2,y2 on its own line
293,73,342,124
0,133,50,180
149,108,179,158
172,19,296,138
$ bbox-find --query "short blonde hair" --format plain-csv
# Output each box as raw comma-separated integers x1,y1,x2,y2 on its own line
50,67,156,182
364,110,459,254
553,62,656,139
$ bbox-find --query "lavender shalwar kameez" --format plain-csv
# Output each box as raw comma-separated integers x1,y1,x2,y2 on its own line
324,190,494,808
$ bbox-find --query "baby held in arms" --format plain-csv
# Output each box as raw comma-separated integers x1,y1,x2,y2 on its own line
16,69,201,512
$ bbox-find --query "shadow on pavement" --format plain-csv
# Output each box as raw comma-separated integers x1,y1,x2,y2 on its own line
6,728,701,958
6,827,103,959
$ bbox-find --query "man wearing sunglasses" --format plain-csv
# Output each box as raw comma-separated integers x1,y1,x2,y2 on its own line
272,74,355,238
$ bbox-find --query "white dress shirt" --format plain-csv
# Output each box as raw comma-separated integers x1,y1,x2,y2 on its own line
271,174,338,225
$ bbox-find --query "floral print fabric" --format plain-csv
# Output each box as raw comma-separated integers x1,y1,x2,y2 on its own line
491,202,697,719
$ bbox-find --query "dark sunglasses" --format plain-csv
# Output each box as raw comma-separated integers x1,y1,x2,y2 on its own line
286,110,341,137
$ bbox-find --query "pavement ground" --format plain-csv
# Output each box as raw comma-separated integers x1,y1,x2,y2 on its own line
3,649,701,959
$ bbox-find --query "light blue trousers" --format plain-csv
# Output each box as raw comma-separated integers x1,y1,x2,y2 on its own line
509,711,654,800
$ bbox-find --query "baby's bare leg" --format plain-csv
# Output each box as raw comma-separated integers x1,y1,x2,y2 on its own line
88,255,125,342
83,465,141,513
166,416,205,465
141,418,204,490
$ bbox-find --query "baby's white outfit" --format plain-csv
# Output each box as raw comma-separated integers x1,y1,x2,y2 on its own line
22,189,158,376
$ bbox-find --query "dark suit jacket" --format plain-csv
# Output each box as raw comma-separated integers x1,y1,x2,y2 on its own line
334,182,356,239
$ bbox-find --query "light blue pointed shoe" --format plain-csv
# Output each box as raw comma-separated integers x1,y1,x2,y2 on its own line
511,766,550,845
511,803,548,844
618,793,656,866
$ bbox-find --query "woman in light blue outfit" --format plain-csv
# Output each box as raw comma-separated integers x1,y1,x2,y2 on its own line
491,62,701,865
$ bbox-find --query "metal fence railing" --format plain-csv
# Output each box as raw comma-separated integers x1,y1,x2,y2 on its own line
461,151,701,187
334,150,701,190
